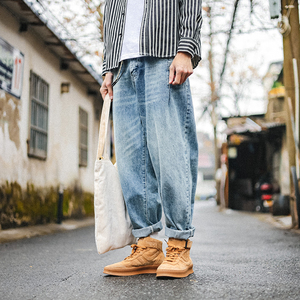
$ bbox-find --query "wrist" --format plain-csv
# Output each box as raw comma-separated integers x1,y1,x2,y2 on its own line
177,52,192,59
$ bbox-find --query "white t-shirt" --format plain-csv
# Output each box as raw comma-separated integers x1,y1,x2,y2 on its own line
120,0,144,61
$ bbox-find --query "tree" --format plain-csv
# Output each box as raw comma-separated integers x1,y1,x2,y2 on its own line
31,0,105,73
196,0,281,204
200,0,279,118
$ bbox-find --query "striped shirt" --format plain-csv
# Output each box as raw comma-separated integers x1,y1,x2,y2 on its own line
102,0,202,75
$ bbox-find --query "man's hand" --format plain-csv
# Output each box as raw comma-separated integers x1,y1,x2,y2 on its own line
169,52,193,85
100,72,114,100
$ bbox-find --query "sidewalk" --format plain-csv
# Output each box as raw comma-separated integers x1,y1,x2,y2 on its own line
0,205,297,244
252,212,294,229
220,206,299,231
0,218,95,244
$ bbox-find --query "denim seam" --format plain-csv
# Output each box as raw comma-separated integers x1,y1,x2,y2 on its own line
130,59,150,226
144,131,153,224
142,129,149,223
136,59,151,225
184,81,192,230
140,89,150,226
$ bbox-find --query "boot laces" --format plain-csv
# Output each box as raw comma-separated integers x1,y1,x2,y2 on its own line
124,244,146,260
165,246,182,262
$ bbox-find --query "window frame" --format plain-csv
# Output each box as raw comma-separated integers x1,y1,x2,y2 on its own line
28,71,49,160
79,107,88,167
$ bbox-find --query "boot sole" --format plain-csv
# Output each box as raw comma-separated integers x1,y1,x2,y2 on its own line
103,265,160,276
156,266,194,278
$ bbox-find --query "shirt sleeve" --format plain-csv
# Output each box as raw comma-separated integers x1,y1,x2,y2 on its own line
101,4,108,76
178,0,202,68
102,48,107,76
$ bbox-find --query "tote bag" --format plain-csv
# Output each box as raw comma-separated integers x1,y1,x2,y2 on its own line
94,94,136,254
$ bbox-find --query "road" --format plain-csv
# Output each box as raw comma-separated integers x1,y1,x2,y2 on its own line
0,200,300,300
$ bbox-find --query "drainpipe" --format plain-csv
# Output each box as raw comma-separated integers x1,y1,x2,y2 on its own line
293,58,300,178
57,184,64,224
293,59,300,228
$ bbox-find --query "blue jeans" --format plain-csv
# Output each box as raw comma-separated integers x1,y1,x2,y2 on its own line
113,57,198,240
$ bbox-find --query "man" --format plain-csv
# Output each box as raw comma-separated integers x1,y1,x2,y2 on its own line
100,0,202,278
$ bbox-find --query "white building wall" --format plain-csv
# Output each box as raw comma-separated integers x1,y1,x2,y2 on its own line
0,5,100,193
279,133,290,195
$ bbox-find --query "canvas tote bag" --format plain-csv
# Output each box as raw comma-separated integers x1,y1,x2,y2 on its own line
94,94,136,254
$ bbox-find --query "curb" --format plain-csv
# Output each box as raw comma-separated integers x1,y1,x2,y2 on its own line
220,207,296,230
256,214,292,229
0,218,95,244
246,211,298,231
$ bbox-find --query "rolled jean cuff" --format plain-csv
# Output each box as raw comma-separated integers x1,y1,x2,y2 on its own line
132,221,163,238
165,226,195,240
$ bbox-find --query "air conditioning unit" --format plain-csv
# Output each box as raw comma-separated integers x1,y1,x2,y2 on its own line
269,0,281,19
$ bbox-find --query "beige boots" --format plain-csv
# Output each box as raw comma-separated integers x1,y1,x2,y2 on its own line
156,238,193,278
103,236,193,278
103,236,165,276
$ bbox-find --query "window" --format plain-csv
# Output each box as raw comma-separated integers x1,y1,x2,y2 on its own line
28,72,49,159
79,108,88,167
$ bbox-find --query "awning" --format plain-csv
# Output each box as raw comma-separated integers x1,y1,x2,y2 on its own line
1,0,102,95
224,117,285,135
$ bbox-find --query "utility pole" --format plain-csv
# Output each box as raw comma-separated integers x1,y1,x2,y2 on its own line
280,0,300,227
206,6,220,205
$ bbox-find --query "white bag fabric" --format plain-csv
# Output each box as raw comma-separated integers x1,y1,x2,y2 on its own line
94,94,136,254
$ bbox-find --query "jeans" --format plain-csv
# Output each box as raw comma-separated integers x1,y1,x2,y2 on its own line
113,57,198,240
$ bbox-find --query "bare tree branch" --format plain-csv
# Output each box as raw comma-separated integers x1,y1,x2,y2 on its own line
219,0,240,94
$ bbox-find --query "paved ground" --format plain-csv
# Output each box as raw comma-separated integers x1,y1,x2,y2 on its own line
0,200,299,300
0,218,95,244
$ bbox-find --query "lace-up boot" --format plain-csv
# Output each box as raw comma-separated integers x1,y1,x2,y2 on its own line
156,238,193,278
103,236,165,276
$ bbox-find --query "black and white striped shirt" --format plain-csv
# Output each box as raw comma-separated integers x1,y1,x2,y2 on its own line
102,0,202,75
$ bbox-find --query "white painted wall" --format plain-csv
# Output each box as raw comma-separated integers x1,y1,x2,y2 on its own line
0,5,101,193
279,133,290,195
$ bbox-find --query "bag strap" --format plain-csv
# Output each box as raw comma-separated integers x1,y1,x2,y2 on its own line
97,62,124,160
97,93,111,160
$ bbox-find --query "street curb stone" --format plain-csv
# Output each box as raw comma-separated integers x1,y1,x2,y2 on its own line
219,207,300,232
0,218,95,244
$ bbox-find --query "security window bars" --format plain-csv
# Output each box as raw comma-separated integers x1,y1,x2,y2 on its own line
28,72,49,159
79,108,88,167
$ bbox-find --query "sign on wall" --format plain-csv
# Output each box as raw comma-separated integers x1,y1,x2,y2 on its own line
0,37,24,99
268,0,280,19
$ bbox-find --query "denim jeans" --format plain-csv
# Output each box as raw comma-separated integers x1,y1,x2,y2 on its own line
113,57,198,240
